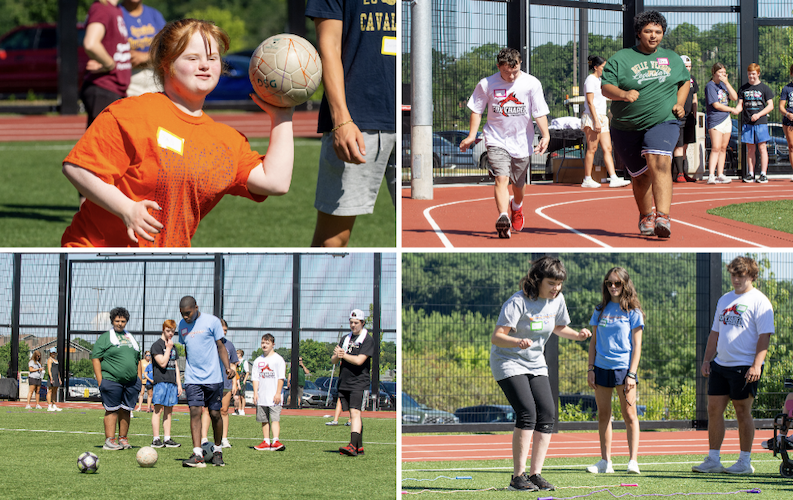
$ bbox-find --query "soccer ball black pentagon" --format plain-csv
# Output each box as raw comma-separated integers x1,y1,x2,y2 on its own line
77,451,99,473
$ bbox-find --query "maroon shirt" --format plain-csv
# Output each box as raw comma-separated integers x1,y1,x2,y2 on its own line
83,2,131,97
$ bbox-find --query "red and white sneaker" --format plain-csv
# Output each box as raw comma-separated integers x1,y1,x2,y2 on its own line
270,440,285,451
510,203,525,232
253,441,269,451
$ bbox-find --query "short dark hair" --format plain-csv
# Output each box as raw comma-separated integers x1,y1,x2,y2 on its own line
179,295,196,309
519,256,567,300
262,333,275,344
109,307,130,322
497,47,521,68
634,10,667,37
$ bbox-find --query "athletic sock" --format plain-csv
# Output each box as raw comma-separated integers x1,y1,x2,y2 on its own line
511,199,522,210
708,449,721,462
272,436,278,443
164,435,170,441
193,447,202,456
672,156,684,175
264,438,271,445
154,435,160,441
213,445,222,453
583,176,592,181
351,432,362,449
499,212,508,219
201,437,209,445
739,451,751,463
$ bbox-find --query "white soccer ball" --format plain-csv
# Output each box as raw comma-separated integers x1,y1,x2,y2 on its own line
249,33,323,108
136,446,158,468
77,451,99,473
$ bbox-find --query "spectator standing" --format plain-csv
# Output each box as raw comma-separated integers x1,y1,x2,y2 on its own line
200,319,238,449
705,63,738,184
672,55,699,183
735,63,775,183
25,351,44,410
252,334,286,451
120,0,166,96
778,64,793,181
305,0,397,247
459,47,550,239
287,356,311,407
91,307,142,450
150,319,182,448
135,351,153,412
46,347,62,412
693,256,774,475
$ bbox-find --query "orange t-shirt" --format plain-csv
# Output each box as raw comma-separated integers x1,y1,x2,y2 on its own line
62,93,266,247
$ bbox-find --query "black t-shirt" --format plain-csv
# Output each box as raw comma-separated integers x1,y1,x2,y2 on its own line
738,82,774,125
684,75,699,115
337,333,375,392
150,338,179,385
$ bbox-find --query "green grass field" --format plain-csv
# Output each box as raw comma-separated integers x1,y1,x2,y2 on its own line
402,454,792,499
0,405,396,499
0,138,396,247
708,200,793,235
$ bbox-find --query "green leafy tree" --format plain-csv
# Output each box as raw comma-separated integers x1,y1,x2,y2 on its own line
0,342,30,376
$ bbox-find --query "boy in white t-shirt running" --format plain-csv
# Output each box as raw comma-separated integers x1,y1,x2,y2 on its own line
693,256,774,476
460,47,550,239
252,334,286,451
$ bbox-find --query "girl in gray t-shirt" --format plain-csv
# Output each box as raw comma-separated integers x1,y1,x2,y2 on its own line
491,257,592,492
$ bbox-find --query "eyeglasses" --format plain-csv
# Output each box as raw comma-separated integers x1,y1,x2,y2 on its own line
604,280,623,288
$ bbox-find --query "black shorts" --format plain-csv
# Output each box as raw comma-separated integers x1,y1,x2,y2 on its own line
79,83,124,128
339,389,364,412
676,114,697,147
707,361,762,400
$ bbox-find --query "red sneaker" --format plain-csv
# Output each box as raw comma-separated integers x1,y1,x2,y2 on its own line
270,440,285,451
253,441,269,451
638,212,656,236
675,172,686,183
357,446,364,455
510,204,525,232
339,443,358,456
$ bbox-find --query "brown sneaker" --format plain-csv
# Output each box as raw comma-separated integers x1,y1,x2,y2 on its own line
654,212,671,238
638,211,656,236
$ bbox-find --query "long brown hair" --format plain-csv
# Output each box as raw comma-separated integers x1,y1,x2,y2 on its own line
595,267,644,319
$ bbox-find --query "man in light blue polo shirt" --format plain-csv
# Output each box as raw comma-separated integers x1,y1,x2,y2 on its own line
177,295,234,468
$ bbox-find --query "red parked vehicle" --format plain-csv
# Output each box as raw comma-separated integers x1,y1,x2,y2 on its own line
0,23,87,96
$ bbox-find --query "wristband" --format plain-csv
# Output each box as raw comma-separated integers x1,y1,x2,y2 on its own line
626,372,637,379
587,368,595,373
331,119,354,132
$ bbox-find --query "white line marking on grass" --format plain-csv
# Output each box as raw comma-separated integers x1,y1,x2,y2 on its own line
402,459,781,473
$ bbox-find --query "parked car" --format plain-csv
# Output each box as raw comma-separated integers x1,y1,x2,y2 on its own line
381,381,397,407
767,122,790,165
402,134,477,170
0,23,87,96
559,393,645,417
205,54,253,101
402,392,459,425
67,377,100,398
434,130,478,166
454,404,515,423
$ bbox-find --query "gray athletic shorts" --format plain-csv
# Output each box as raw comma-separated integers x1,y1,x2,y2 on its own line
314,130,397,216
256,404,281,423
487,146,530,187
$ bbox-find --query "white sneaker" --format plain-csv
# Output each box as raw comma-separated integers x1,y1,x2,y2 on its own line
586,459,614,473
54,405,62,412
25,405,32,409
47,406,56,412
724,462,754,475
608,177,631,188
715,174,732,184
35,405,43,409
707,175,717,184
221,438,232,448
325,420,339,426
581,178,601,188
692,457,724,473
627,460,641,474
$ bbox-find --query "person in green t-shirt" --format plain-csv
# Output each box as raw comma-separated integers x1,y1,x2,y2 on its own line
601,10,689,239
91,306,142,451
287,356,311,407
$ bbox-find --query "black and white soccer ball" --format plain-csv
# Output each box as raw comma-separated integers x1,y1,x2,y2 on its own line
77,451,99,473
201,441,214,459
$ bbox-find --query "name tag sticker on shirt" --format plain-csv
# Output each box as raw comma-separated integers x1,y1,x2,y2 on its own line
494,89,506,98
157,127,184,156
381,36,396,56
737,304,748,313
530,320,543,331
599,318,608,327
656,57,669,65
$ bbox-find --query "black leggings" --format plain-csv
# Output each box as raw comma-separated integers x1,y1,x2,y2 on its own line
497,373,555,432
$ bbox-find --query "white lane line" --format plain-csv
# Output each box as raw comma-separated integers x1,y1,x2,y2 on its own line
423,197,492,248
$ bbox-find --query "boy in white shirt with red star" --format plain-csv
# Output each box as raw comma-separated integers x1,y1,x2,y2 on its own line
252,334,286,451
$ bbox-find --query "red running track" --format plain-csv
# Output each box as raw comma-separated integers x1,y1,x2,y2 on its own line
0,111,321,142
402,429,774,462
402,181,793,248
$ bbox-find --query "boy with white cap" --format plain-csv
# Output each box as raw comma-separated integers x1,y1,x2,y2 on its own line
333,309,375,456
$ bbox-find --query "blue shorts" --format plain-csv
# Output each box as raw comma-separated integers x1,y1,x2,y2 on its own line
152,382,179,407
611,120,680,177
184,383,223,411
99,378,141,412
593,366,631,388
741,123,771,144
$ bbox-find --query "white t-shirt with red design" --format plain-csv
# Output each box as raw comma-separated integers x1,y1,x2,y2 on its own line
467,71,549,158
711,287,774,367
251,352,286,406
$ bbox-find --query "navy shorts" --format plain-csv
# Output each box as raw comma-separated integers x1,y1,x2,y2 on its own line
99,377,141,412
707,361,762,400
339,389,365,412
593,366,632,388
611,120,680,177
184,383,223,411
